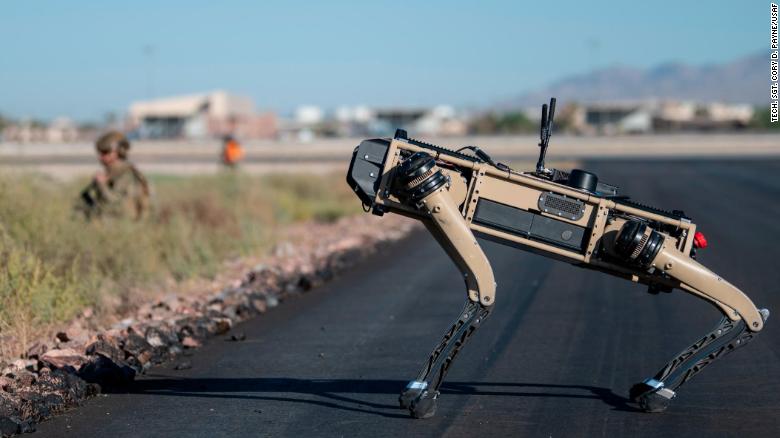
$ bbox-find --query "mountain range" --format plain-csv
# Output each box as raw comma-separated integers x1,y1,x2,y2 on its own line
505,51,767,108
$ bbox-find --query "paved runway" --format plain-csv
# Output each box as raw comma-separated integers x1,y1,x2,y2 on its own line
3,134,779,179
37,159,780,437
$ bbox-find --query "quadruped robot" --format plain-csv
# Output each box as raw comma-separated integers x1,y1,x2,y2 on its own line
346,98,769,419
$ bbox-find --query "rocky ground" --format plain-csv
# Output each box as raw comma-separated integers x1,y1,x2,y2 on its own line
0,214,415,437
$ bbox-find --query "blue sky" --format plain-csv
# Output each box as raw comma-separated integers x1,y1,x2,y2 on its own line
0,0,768,121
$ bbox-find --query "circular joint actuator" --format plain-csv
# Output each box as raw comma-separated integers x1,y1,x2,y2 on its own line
614,220,665,268
394,152,449,202
613,220,764,331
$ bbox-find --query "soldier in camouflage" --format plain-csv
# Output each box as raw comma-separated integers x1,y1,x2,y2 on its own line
76,131,150,220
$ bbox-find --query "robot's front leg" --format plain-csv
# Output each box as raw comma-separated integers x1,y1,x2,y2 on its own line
399,299,492,418
392,153,496,418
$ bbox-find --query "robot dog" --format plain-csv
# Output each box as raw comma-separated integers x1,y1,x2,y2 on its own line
345,98,769,419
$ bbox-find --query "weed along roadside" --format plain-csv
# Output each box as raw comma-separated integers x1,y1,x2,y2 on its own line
0,169,416,436
0,171,361,359
0,214,414,435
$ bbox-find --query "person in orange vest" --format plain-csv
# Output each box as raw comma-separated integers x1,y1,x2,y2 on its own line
221,135,245,168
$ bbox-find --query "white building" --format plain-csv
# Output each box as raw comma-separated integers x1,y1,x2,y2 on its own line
334,105,374,124
372,105,467,137
579,101,655,134
413,105,467,136
572,100,755,134
128,90,276,139
704,103,753,124
46,117,79,142
294,106,324,125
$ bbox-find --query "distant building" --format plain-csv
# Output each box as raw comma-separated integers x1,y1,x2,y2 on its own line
2,121,47,143
374,105,467,137
412,105,468,137
334,105,374,124
46,117,79,142
128,90,277,140
294,105,324,125
654,101,753,131
574,101,655,135
275,105,325,142
570,100,755,134
2,117,80,143
277,104,467,141
333,105,375,137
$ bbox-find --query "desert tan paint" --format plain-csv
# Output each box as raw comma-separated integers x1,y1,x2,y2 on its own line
419,183,496,306
375,138,764,332
652,246,764,330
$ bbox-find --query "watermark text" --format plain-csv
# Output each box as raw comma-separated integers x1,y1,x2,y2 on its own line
771,3,778,122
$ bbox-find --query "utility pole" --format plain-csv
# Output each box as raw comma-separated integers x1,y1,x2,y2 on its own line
586,38,601,72
143,44,156,99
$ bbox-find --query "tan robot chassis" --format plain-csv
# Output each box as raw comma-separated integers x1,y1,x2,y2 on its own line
345,98,769,419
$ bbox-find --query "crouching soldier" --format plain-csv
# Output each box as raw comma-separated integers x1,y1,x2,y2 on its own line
75,131,150,220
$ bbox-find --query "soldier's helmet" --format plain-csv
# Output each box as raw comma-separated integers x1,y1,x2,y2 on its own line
95,131,131,160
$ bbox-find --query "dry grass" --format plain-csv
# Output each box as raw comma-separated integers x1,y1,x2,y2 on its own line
0,171,360,358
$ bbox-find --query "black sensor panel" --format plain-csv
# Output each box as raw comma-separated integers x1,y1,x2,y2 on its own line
346,139,390,205
473,199,586,252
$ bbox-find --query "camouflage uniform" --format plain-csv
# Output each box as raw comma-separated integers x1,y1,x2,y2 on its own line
76,132,150,220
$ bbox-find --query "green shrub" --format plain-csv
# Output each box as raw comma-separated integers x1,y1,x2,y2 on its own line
750,107,780,130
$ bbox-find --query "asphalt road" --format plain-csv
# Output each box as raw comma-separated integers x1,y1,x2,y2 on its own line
38,159,780,437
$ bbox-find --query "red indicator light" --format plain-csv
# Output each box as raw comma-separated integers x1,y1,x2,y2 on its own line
693,231,708,249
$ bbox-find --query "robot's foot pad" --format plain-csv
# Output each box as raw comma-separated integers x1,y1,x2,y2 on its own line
399,381,438,419
399,381,426,410
410,395,437,419
629,379,675,413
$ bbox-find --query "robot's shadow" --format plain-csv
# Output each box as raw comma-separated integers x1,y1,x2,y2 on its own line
130,376,639,418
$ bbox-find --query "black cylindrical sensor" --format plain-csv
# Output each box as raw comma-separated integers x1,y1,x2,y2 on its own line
567,169,599,193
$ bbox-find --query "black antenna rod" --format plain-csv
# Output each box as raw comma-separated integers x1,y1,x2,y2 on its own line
547,97,556,132
536,97,557,174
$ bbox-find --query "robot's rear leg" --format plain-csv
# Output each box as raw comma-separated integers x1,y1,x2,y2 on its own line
630,308,769,412
399,299,492,419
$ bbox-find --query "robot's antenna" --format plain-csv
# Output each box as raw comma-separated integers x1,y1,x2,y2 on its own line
536,97,557,175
